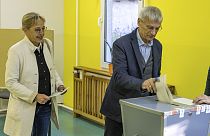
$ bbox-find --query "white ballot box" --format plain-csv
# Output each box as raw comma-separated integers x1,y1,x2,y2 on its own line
120,96,210,136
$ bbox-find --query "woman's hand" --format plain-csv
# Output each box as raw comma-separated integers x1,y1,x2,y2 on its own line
57,85,68,95
193,94,210,104
35,94,50,104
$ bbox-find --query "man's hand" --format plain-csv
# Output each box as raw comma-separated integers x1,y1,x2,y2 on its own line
35,94,50,104
142,78,157,93
193,94,210,104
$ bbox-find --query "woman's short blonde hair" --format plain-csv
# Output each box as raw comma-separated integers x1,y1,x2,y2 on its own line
22,12,45,29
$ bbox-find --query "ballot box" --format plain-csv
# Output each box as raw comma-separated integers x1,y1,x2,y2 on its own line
120,96,210,136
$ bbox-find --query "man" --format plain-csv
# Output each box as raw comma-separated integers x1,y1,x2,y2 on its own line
193,67,210,104
100,6,163,136
4,12,66,136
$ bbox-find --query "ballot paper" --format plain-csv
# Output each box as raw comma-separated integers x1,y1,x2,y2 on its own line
155,75,193,106
156,75,173,103
49,87,69,98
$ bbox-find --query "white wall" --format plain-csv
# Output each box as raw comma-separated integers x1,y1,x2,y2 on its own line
0,0,64,80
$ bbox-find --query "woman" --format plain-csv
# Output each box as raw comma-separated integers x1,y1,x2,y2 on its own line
4,12,66,136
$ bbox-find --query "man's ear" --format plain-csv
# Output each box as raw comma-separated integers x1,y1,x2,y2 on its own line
22,27,27,32
137,18,141,26
138,18,141,23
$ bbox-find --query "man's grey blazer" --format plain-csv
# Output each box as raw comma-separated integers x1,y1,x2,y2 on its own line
100,28,162,122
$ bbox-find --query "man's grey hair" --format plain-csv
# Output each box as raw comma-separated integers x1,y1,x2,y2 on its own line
138,6,163,22
22,12,45,29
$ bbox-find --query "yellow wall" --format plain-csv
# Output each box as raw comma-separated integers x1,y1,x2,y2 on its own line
64,0,100,108
78,0,101,69
145,0,210,98
64,0,76,107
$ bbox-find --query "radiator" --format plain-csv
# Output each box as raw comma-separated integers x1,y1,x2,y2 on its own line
73,66,111,125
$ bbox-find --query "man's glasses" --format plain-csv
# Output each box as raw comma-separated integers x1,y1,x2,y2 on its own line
144,25,162,32
140,19,162,32
34,26,47,33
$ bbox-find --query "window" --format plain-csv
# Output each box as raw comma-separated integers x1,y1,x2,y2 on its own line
100,0,143,68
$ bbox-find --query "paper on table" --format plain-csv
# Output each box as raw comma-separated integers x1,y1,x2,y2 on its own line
49,87,69,98
173,98,194,106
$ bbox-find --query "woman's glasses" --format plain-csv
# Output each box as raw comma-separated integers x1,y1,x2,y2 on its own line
34,26,47,33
